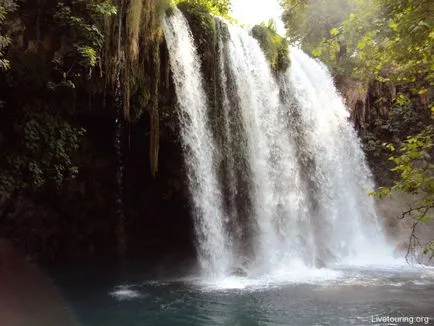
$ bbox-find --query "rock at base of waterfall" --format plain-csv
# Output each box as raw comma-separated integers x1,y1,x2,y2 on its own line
230,267,248,277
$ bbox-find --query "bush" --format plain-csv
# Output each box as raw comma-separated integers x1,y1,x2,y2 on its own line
251,21,290,73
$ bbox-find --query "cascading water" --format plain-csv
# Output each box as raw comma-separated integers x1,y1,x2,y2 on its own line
222,25,312,274
164,10,392,279
216,21,246,264
283,48,389,265
163,9,231,277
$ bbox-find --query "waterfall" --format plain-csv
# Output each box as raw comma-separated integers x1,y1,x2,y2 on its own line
284,48,387,265
222,25,312,274
216,21,245,264
163,9,231,277
285,48,389,264
164,10,391,279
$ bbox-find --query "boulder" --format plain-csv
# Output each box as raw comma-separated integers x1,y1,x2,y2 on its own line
230,267,248,277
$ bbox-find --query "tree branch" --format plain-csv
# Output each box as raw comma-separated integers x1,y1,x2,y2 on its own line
404,205,430,263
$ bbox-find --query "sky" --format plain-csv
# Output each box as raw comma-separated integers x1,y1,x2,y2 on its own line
230,0,286,36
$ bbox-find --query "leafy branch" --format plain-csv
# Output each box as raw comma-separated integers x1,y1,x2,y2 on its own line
371,126,434,260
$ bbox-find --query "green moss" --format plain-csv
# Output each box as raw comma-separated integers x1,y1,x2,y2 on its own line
128,69,151,121
174,0,230,18
251,23,290,73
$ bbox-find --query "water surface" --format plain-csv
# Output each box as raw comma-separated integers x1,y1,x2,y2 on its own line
54,265,434,326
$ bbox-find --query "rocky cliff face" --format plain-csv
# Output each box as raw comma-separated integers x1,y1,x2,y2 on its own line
0,0,195,263
337,75,432,187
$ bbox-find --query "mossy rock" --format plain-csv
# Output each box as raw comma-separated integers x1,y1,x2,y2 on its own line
128,68,151,121
216,18,230,42
251,24,290,73
177,1,216,65
177,1,218,114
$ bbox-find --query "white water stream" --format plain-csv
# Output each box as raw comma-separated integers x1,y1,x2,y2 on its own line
164,10,395,279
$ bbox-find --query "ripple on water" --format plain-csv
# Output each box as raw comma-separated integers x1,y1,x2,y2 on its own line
109,285,143,301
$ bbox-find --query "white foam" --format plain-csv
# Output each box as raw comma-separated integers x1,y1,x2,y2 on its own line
194,261,434,291
109,285,142,301
198,265,344,291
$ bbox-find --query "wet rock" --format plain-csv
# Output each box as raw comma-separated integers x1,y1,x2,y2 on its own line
230,267,248,277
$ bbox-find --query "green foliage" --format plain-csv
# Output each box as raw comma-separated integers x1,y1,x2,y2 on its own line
280,0,357,76
371,126,434,258
94,1,118,16
281,0,354,49
178,1,216,37
0,0,17,71
0,0,116,199
251,20,290,72
76,45,97,68
361,97,431,183
374,127,434,197
343,0,434,94
53,0,117,85
174,0,231,18
0,108,85,198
